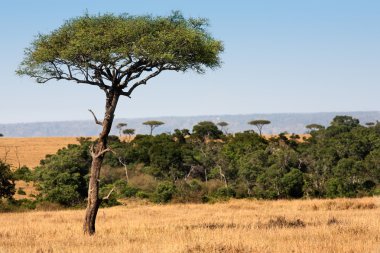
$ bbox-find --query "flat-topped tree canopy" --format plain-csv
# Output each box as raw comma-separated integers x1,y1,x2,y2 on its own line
143,120,165,135
17,11,223,97
248,120,271,136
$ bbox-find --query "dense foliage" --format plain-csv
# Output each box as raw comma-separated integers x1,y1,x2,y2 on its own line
0,161,15,199
6,116,380,208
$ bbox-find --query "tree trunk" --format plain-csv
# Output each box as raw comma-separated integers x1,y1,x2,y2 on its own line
83,91,120,235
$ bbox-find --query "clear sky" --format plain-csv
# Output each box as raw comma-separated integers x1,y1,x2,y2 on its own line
1,0,379,123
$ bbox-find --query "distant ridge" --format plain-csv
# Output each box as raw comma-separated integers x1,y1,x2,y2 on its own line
1,111,380,137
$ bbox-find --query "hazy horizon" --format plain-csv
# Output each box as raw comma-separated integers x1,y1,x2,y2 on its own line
1,110,380,125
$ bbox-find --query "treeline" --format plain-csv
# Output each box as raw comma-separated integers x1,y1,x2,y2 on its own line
1,115,380,210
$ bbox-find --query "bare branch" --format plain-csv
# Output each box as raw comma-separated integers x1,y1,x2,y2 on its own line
102,187,115,200
121,67,164,98
88,109,103,126
118,157,129,181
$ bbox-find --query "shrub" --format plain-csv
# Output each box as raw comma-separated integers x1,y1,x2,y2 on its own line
0,161,15,199
99,184,120,207
136,191,150,199
151,182,176,203
113,179,139,198
214,186,236,199
281,168,304,198
13,166,32,182
173,179,206,203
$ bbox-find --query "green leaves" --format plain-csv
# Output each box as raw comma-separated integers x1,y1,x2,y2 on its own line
17,11,223,90
0,161,16,200
34,143,92,206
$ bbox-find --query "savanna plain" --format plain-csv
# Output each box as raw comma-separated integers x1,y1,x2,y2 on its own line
0,197,379,253
1,137,380,252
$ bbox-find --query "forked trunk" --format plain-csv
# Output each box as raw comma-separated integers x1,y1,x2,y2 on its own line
83,91,119,235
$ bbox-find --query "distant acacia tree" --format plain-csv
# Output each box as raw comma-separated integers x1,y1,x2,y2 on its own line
122,128,135,142
143,121,165,135
248,120,271,136
305,124,325,132
217,121,229,134
0,134,3,137
17,12,223,235
116,123,127,137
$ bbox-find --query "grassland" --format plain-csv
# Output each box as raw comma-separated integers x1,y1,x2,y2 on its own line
0,197,379,253
0,137,81,169
1,136,378,252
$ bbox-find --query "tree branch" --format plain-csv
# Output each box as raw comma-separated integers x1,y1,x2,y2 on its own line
121,67,164,98
95,148,111,158
102,187,115,200
88,109,103,126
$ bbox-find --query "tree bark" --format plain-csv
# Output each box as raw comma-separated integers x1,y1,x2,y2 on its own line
83,91,120,235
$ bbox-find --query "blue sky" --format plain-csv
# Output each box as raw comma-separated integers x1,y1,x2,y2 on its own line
0,0,379,123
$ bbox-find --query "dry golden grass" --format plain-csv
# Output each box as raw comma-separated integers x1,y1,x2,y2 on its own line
0,137,82,169
0,197,379,253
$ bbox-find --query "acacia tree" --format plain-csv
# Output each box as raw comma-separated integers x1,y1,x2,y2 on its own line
122,128,135,142
17,12,223,235
217,121,229,134
116,123,127,137
305,123,325,132
143,120,165,135
248,120,271,136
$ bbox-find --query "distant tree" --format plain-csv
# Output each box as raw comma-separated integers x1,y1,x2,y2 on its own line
248,120,271,136
116,123,127,137
217,121,229,134
17,11,222,235
143,121,165,135
192,121,223,141
331,116,360,128
365,122,375,127
0,133,3,137
0,161,16,199
305,124,325,132
122,128,135,142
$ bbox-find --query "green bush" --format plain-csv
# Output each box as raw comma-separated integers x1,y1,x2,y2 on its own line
13,166,33,182
151,182,176,203
0,161,15,199
99,184,120,207
136,191,150,199
214,186,236,199
281,168,304,198
113,179,139,198
173,179,206,203
34,142,91,206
